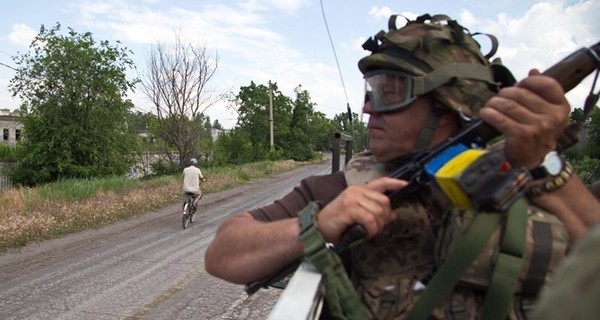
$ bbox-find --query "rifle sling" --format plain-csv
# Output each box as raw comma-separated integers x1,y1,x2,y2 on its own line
299,202,367,320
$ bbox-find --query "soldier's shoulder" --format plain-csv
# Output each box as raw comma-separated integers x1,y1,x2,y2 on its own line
533,224,600,319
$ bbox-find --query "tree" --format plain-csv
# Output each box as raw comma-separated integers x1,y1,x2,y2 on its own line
585,106,600,159
282,85,323,161
8,23,139,185
141,32,219,167
233,81,292,161
332,111,368,152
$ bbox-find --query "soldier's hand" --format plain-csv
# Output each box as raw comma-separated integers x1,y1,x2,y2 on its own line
316,177,406,243
480,69,570,169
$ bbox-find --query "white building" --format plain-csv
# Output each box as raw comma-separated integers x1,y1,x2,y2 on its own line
0,109,22,145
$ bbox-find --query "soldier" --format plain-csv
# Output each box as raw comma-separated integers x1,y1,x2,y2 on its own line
533,223,600,320
205,14,600,319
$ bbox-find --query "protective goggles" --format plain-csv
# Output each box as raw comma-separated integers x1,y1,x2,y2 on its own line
364,69,417,113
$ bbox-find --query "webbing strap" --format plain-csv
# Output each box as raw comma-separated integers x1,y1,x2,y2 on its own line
405,196,528,320
299,202,367,320
480,196,528,320
413,63,496,95
413,102,441,153
522,221,553,295
405,212,503,320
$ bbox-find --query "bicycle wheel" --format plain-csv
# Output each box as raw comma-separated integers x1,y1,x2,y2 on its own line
190,204,197,223
190,194,204,222
182,202,191,229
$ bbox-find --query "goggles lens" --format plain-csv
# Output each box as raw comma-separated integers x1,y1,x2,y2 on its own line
364,70,416,113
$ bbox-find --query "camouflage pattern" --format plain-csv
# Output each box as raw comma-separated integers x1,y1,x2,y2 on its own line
358,14,501,118
533,224,600,320
344,151,570,319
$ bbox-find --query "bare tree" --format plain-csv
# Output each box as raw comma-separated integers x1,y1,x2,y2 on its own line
141,32,219,166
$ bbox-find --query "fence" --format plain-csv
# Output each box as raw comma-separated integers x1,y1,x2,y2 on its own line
0,162,14,191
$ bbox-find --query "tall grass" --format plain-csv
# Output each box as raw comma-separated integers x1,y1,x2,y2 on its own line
0,159,316,252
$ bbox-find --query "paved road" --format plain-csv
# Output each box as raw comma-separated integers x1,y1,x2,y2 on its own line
0,162,332,320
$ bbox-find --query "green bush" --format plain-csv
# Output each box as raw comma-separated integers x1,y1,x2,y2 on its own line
150,158,179,176
0,144,17,161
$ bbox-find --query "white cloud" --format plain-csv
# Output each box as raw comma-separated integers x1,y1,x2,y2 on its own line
460,1,599,111
8,23,37,48
367,6,394,21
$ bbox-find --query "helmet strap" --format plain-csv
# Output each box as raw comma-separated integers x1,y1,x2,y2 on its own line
412,100,443,153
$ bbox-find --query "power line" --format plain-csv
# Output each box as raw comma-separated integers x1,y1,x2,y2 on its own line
320,0,356,152
320,0,349,108
0,61,17,71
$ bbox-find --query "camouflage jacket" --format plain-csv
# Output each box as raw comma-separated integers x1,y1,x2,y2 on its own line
344,151,569,320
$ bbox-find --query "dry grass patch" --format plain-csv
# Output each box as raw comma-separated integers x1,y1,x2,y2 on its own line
0,159,318,252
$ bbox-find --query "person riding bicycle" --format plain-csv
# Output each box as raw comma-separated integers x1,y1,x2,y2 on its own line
182,157,205,211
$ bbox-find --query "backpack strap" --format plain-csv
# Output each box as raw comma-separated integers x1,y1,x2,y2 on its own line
405,196,528,320
479,196,528,320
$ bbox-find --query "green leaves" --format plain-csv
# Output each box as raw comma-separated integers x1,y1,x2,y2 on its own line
7,23,139,186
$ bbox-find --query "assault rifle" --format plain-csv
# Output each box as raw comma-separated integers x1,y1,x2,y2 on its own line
247,41,600,296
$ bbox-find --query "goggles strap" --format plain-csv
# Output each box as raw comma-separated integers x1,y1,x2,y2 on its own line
413,63,496,95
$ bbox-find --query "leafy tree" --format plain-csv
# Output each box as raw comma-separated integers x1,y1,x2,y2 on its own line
233,81,292,161
585,106,600,159
212,128,253,165
141,32,219,167
331,111,368,152
127,110,156,132
311,111,337,152
212,119,224,130
564,105,600,187
8,23,139,185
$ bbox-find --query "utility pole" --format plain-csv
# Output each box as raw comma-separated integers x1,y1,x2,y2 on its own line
269,80,274,149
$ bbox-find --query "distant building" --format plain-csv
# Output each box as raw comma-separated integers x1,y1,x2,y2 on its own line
0,109,22,145
211,127,226,141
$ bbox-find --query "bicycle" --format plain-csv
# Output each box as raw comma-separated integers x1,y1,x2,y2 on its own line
182,192,202,229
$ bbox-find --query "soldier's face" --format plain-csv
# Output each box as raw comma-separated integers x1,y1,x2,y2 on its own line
363,94,457,162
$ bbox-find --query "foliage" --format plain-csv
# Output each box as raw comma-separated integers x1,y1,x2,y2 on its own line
0,144,17,161
220,81,351,163
584,106,600,159
150,158,179,176
212,128,255,166
7,23,140,186
564,105,600,187
332,111,369,152
234,81,292,160
570,156,600,187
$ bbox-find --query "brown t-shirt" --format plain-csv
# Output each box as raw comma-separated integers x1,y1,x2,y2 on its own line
249,171,347,221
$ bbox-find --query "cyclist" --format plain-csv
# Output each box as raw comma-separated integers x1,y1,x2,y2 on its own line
182,157,205,212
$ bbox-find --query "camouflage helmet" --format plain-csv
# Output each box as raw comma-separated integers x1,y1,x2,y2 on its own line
359,14,512,118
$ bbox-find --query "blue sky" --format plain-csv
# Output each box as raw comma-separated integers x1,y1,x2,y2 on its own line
0,0,598,129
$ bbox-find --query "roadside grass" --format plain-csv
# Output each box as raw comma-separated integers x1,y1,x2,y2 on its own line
0,159,317,252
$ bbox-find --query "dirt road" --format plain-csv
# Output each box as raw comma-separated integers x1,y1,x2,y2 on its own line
0,162,333,320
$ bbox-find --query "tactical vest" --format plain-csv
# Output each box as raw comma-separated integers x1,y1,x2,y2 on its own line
344,151,569,320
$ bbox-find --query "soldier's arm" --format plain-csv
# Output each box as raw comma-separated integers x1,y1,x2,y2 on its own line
531,174,600,243
205,212,304,284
